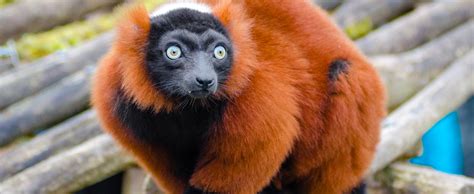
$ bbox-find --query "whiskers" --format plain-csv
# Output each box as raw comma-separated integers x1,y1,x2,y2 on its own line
153,79,231,111
214,79,231,99
153,81,181,94
174,97,193,110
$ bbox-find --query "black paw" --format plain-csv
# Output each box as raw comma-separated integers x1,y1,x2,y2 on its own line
183,186,205,194
350,182,366,194
258,184,283,194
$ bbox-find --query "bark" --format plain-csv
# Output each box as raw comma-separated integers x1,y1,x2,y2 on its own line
357,0,474,55
368,50,474,175
333,0,414,31
143,174,165,194
0,135,134,193
374,162,474,194
0,32,113,110
0,61,10,73
122,167,151,194
0,67,94,146
371,20,474,109
0,41,19,73
312,0,343,10
0,0,123,44
0,110,102,182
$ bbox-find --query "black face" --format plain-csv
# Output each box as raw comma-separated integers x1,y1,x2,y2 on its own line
146,9,233,101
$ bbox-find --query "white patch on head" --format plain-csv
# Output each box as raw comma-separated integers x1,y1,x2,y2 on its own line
151,2,212,17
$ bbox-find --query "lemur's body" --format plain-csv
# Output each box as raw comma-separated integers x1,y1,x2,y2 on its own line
92,1,386,193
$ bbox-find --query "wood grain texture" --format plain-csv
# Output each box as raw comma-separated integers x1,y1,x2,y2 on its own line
375,162,474,194
0,67,94,146
357,0,474,55
369,50,474,175
0,110,101,182
0,0,122,44
0,32,113,110
0,135,134,194
371,20,474,109
333,0,414,30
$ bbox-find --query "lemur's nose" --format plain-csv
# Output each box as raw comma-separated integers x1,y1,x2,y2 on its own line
195,77,215,89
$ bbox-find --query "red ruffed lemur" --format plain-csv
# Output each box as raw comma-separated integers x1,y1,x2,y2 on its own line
92,0,386,193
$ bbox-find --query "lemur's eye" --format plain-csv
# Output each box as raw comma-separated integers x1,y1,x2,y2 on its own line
166,46,182,60
214,46,226,59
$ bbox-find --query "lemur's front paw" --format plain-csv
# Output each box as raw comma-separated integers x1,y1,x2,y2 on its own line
183,185,205,194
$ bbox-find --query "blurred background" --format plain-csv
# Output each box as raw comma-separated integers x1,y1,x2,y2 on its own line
0,0,472,193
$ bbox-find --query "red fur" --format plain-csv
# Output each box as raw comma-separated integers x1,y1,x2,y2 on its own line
92,1,386,194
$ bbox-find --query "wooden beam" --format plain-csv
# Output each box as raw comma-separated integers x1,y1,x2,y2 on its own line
368,50,474,175
374,162,474,194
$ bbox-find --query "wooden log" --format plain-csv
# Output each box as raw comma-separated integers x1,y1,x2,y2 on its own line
371,20,474,109
357,1,474,55
0,0,123,44
122,167,150,194
143,174,165,194
312,0,343,10
0,110,102,182
0,32,113,110
0,67,94,146
333,0,414,38
368,50,474,175
0,135,134,193
0,40,19,73
0,64,9,75
0,62,9,73
374,162,474,194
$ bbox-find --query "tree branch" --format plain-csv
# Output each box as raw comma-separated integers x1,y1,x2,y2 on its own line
371,20,473,109
0,110,101,182
312,0,343,10
368,50,474,175
0,0,122,44
357,1,474,55
0,32,113,110
333,0,414,38
374,162,474,194
0,67,94,146
0,135,134,193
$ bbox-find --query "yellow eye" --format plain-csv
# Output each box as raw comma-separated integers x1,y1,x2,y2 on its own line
166,46,181,60
214,46,226,59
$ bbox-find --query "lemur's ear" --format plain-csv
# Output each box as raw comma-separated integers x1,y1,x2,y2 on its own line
115,5,150,55
210,0,259,99
210,0,232,25
113,5,173,111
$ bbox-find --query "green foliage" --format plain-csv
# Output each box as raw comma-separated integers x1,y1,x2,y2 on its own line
16,15,115,61
0,0,14,8
344,17,374,40
143,0,167,10
11,0,166,61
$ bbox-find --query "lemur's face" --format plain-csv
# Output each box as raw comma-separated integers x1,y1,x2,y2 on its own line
146,8,233,100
